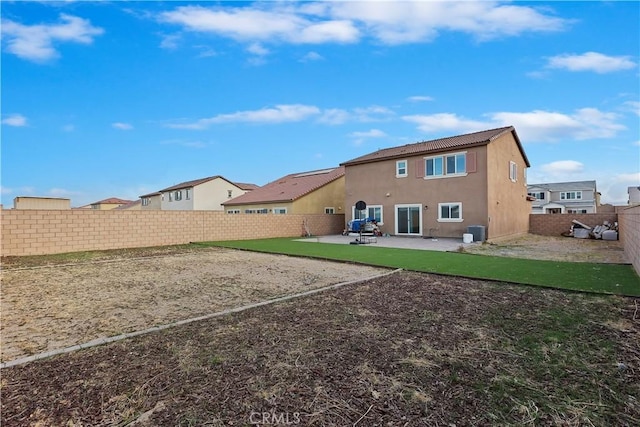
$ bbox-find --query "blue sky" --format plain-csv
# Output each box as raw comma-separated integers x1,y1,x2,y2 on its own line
2,0,639,207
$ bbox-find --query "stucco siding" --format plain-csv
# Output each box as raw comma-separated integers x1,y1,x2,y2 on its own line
486,133,530,239
292,176,345,214
345,147,490,238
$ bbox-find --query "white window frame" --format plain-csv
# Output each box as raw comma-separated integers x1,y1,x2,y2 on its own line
185,189,191,200
509,161,518,182
168,192,173,202
396,160,408,178
560,191,582,200
528,192,545,200
142,197,150,206
424,151,467,179
227,190,233,198
352,204,383,224
438,202,463,222
174,190,182,201
395,204,422,236
226,209,240,214
272,207,287,214
324,207,335,214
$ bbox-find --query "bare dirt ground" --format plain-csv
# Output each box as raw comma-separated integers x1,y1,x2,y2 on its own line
2,271,638,426
463,233,629,264
1,247,389,363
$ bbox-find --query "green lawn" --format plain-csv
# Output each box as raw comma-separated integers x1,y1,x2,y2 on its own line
198,238,640,296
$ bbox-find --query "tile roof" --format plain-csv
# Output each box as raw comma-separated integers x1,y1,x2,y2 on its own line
156,175,259,193
113,199,142,210
92,197,134,205
341,126,530,167
223,167,345,206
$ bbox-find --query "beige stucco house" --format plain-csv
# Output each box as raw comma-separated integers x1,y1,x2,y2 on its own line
13,196,71,210
141,176,258,211
222,167,345,215
340,126,531,240
77,197,134,210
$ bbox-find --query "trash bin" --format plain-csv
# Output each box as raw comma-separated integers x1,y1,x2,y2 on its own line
467,225,486,242
463,233,473,243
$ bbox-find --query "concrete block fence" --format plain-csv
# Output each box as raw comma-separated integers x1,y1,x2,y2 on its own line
528,213,619,237
0,209,345,257
618,206,640,275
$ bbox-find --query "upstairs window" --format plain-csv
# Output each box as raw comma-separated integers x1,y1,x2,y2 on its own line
325,207,335,214
185,189,191,200
174,190,182,201
561,191,582,200
425,152,466,178
142,197,150,206
528,192,545,200
509,161,518,182
396,160,407,178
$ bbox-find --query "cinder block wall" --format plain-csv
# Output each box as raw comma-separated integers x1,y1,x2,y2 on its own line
0,210,346,256
528,213,618,237
618,206,640,276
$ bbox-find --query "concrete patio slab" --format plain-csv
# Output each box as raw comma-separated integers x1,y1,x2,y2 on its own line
295,234,482,252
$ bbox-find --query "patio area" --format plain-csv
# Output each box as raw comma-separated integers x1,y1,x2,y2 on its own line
296,234,480,252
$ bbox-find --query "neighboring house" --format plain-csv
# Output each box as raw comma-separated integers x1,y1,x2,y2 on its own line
113,199,142,210
13,196,71,210
139,192,162,210
340,126,531,240
628,186,640,206
144,176,259,211
528,181,599,214
222,167,345,215
83,197,135,210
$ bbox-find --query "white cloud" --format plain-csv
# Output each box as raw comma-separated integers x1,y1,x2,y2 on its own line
112,122,133,130
546,52,636,74
403,107,627,142
2,113,27,127
1,14,103,62
403,113,488,134
48,188,82,198
349,129,387,138
317,108,350,125
621,101,640,117
158,2,568,48
159,5,359,44
1,186,13,195
299,51,324,62
167,104,321,129
247,42,269,56
540,160,584,175
159,33,181,50
407,96,434,102
160,139,210,148
490,108,626,141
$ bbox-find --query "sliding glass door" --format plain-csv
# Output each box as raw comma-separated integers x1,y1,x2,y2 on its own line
395,204,422,235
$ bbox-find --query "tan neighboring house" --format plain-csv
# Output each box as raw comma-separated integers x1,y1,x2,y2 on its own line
81,197,135,210
340,126,531,240
141,176,259,211
222,167,345,215
114,199,142,210
13,196,71,210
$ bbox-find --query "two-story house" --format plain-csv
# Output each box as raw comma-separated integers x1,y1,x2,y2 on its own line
528,181,599,214
340,126,531,240
141,176,258,211
222,167,345,215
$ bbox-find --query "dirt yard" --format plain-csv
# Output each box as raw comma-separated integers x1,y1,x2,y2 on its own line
463,233,629,264
1,247,389,363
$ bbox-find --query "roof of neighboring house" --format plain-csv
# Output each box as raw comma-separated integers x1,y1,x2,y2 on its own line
155,175,259,193
113,200,142,210
223,167,345,206
91,197,134,205
528,181,597,192
139,191,162,198
234,182,260,191
341,126,530,167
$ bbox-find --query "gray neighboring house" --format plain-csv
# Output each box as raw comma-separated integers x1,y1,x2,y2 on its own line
527,180,600,214
628,186,640,206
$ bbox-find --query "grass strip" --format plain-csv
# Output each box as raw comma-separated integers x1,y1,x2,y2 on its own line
198,238,640,296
